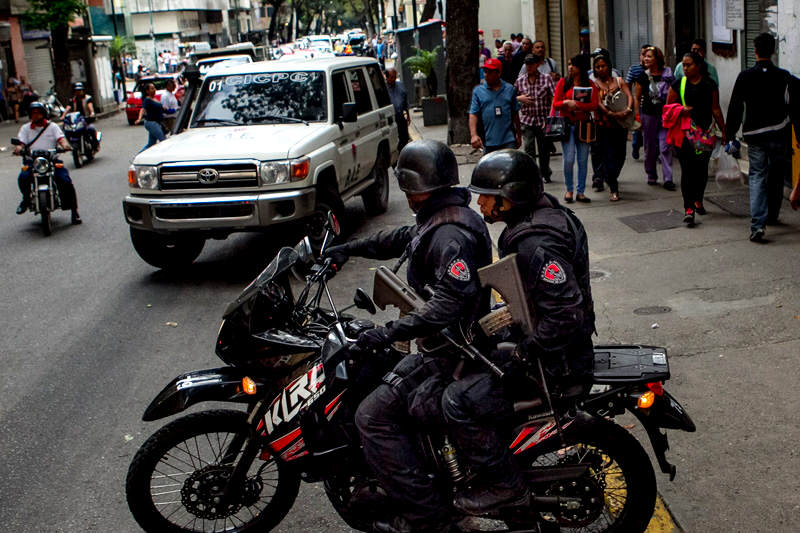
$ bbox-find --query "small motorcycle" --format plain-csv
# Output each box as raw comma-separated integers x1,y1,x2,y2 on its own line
11,137,68,236
62,112,101,168
126,213,696,533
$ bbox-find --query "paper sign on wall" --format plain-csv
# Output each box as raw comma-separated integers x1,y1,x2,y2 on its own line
726,0,745,30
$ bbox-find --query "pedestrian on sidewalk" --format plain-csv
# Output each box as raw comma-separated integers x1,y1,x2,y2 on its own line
469,58,521,154
499,42,519,85
532,40,560,81
513,37,534,77
635,46,675,189
626,44,650,160
161,79,179,133
725,33,800,242
674,39,719,86
385,68,411,152
135,83,166,153
515,54,555,183
5,76,21,122
553,54,598,203
666,51,726,227
592,53,634,201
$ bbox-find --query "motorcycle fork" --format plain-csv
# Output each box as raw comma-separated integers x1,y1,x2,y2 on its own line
219,400,269,507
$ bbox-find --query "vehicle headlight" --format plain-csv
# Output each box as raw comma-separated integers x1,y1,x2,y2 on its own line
33,157,50,174
131,165,158,189
259,158,310,185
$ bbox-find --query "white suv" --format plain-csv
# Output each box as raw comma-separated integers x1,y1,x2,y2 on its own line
123,57,398,269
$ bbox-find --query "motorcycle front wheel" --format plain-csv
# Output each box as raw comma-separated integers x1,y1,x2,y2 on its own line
38,191,51,236
72,148,82,168
505,418,656,533
126,409,300,533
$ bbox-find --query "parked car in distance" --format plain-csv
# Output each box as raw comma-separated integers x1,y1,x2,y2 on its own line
125,74,186,126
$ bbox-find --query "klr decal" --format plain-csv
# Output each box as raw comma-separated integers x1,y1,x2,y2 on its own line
263,364,325,434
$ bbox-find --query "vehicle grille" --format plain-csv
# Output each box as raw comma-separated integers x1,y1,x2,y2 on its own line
160,163,259,190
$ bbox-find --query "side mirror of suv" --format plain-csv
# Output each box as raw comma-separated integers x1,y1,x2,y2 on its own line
341,102,358,123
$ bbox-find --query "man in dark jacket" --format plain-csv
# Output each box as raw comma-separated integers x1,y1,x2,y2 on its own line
726,32,800,242
324,140,492,533
443,149,595,515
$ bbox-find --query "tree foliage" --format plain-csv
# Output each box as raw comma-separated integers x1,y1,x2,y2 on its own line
22,0,86,31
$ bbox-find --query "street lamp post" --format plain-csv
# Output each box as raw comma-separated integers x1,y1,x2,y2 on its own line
148,0,157,71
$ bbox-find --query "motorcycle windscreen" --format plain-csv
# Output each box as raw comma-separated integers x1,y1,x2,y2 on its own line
223,246,299,317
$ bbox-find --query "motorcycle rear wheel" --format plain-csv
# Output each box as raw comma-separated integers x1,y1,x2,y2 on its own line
126,409,300,533
505,418,656,533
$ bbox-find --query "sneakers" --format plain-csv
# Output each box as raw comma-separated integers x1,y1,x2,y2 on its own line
542,173,552,184
749,227,766,242
694,202,707,215
453,482,529,515
16,200,28,215
647,179,658,186
71,210,82,225
632,146,640,160
663,181,676,191
683,208,695,226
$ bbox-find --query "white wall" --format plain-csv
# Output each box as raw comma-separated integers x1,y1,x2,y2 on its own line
777,0,800,76
479,0,523,47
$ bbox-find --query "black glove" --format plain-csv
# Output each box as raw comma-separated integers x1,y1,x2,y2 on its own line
356,326,392,351
322,243,351,270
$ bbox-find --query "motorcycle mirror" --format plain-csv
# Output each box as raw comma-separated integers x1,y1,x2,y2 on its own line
353,288,377,315
326,211,341,236
294,236,315,266
10,137,21,146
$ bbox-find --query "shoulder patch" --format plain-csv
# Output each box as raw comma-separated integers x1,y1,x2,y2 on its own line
447,259,471,281
541,260,566,284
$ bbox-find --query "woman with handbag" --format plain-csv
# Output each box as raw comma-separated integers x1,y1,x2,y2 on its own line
553,54,598,203
634,46,675,189
666,52,726,226
592,54,633,202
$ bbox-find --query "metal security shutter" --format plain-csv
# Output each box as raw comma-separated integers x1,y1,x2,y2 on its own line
612,0,651,78
743,0,761,69
547,0,563,73
23,40,54,95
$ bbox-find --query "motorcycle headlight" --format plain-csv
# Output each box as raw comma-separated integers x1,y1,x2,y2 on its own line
133,165,159,189
33,157,50,174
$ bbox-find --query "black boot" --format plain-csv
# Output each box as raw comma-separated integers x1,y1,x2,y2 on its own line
453,479,529,515
16,199,28,214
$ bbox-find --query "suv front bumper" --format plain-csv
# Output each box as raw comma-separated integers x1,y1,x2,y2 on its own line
123,188,316,232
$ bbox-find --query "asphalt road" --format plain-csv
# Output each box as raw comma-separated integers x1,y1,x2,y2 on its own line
1,112,799,533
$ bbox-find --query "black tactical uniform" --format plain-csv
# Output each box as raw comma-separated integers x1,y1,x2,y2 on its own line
324,140,492,533
443,149,595,515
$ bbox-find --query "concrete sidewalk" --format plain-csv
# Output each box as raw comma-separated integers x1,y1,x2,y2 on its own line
409,111,800,533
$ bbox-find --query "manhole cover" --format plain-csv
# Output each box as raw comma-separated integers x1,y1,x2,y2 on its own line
589,270,609,280
633,306,672,315
618,210,685,233
706,192,750,217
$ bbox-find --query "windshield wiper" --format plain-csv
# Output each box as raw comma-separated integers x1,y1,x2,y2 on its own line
194,118,244,126
252,114,309,126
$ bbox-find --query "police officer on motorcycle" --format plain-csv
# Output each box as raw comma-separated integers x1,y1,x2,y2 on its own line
324,140,493,533
442,149,595,514
14,101,81,224
61,82,98,152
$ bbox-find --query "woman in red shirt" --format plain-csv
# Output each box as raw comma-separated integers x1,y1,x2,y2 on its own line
553,54,599,202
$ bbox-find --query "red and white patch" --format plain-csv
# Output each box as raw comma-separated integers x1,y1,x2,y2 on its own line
448,259,471,281
541,260,566,284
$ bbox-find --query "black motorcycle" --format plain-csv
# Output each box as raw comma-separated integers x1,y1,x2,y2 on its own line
11,137,68,236
126,213,696,533
62,111,100,168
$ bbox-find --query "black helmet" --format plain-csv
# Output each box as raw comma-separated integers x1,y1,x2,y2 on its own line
394,140,459,194
469,149,542,205
28,101,46,115
73,82,85,91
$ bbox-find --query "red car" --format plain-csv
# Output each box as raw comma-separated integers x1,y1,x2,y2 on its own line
125,74,186,125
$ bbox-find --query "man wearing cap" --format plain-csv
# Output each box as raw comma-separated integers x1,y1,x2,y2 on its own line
469,57,521,153
515,54,556,182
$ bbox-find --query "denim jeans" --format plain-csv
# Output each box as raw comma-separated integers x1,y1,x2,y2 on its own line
748,139,791,231
141,120,166,153
18,166,77,209
562,124,590,194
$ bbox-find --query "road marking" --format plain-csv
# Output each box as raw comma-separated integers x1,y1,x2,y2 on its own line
647,494,682,532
